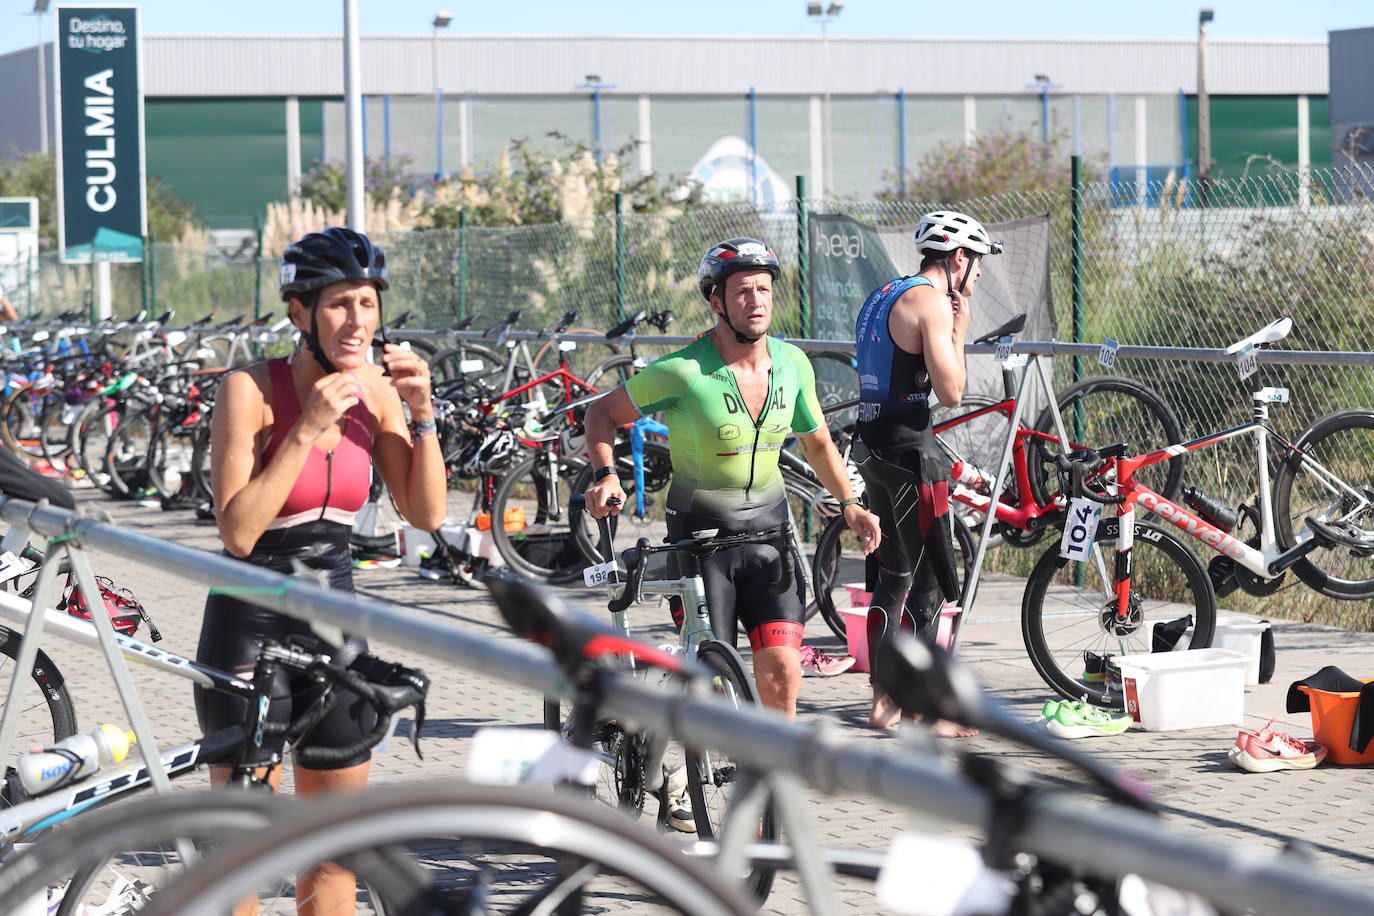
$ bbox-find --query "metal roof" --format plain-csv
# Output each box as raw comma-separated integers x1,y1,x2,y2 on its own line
83,34,1333,98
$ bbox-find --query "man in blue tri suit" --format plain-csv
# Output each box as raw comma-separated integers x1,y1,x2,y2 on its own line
853,211,1002,732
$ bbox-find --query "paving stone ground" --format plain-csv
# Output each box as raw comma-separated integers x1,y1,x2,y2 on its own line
13,489,1374,913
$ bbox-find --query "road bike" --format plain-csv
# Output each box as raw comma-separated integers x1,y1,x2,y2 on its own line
1022,316,1374,706
810,313,1185,640
544,498,788,902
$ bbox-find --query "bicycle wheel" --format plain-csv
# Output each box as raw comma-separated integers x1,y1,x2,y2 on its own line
811,350,859,431
0,625,77,772
0,790,283,916
1020,518,1216,708
427,341,505,384
585,353,640,390
811,510,976,642
36,397,78,470
188,421,214,502
688,640,777,905
569,438,674,569
139,782,753,916
72,399,126,493
145,425,197,501
104,408,157,499
1273,408,1374,600
931,395,1032,545
0,385,52,461
1028,376,1186,508
489,451,589,583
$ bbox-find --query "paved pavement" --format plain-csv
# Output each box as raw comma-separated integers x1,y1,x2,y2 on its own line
15,489,1374,913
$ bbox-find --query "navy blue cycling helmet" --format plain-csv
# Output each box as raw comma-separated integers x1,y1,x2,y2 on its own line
278,227,389,374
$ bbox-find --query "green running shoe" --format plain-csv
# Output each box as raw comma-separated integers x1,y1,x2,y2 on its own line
1039,699,1061,721
1046,699,1132,739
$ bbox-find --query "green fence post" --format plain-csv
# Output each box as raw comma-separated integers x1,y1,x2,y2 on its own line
1070,154,1085,448
457,210,467,318
254,219,264,321
795,175,808,338
141,235,150,316
148,235,157,315
614,191,626,318
1070,155,1084,387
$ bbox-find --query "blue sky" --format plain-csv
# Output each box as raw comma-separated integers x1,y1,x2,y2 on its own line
3,0,1370,57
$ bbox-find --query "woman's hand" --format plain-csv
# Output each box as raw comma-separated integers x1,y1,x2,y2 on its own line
297,373,362,443
382,343,434,421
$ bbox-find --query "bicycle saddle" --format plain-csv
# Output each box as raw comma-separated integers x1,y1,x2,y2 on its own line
973,313,1028,346
605,310,647,341
1224,316,1292,354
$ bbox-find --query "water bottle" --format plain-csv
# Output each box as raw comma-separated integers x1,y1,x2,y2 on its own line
950,460,991,491
16,724,136,797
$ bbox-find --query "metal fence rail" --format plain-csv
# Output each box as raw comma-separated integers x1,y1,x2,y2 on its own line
0,495,1371,916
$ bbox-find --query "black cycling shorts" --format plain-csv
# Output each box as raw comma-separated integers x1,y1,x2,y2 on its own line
194,521,377,771
665,500,805,652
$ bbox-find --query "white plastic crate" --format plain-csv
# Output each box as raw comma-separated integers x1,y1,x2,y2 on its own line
1115,648,1248,731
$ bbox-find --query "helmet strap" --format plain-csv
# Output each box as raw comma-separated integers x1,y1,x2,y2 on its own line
304,296,340,376
716,297,762,345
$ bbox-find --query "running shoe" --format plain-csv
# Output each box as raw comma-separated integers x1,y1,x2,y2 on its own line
133,487,162,508
1228,720,1327,773
353,551,402,570
417,548,454,581
799,645,856,677
664,766,695,833
1043,699,1132,739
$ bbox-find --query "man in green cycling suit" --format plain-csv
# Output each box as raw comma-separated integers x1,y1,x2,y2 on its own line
585,237,881,721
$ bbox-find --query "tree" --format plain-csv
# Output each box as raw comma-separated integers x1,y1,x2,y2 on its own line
0,151,202,249
880,130,1072,203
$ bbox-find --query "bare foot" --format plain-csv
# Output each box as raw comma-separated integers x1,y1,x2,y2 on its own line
869,692,903,729
929,718,980,738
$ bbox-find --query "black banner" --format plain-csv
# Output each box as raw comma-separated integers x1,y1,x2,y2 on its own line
55,5,146,263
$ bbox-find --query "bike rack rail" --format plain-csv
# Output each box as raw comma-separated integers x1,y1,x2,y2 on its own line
0,496,1371,915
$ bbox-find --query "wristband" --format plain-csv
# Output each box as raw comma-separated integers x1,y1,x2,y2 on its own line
408,418,437,439
593,466,619,482
839,496,863,509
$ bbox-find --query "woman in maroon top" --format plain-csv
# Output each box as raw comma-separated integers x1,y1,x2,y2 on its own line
198,227,445,914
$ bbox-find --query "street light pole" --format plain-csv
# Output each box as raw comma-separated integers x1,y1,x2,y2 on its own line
576,74,616,164
432,11,452,180
807,2,843,198
1026,73,1062,145
1198,8,1214,186
33,0,50,154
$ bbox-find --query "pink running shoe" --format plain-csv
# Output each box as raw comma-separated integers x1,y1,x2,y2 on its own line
1228,719,1327,773
799,645,856,677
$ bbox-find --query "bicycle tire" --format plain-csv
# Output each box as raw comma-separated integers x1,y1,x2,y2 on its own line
811,509,977,642
1272,408,1374,600
145,425,197,501
103,407,157,499
36,397,77,470
688,640,778,905
1020,518,1216,708
1028,376,1186,508
188,421,214,502
0,385,51,461
139,782,754,916
427,341,506,384
585,352,641,390
0,624,77,768
72,399,126,494
569,438,674,569
489,451,589,583
0,789,282,915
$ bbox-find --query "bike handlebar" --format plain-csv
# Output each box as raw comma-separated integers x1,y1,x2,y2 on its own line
1053,447,1128,505
607,526,794,613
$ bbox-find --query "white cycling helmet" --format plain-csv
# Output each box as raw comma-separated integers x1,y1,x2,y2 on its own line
914,211,1004,257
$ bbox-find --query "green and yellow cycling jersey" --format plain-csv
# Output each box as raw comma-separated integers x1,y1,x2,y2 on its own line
625,332,823,518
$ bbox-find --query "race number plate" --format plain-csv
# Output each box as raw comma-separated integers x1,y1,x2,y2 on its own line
1098,337,1119,369
994,336,1013,363
583,560,616,587
1059,497,1103,562
1237,343,1258,380
466,727,600,786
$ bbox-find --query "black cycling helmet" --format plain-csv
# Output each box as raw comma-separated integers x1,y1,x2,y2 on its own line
697,238,780,344
278,227,389,374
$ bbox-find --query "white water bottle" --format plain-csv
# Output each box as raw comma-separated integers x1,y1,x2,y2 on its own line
16,724,136,797
950,460,991,490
